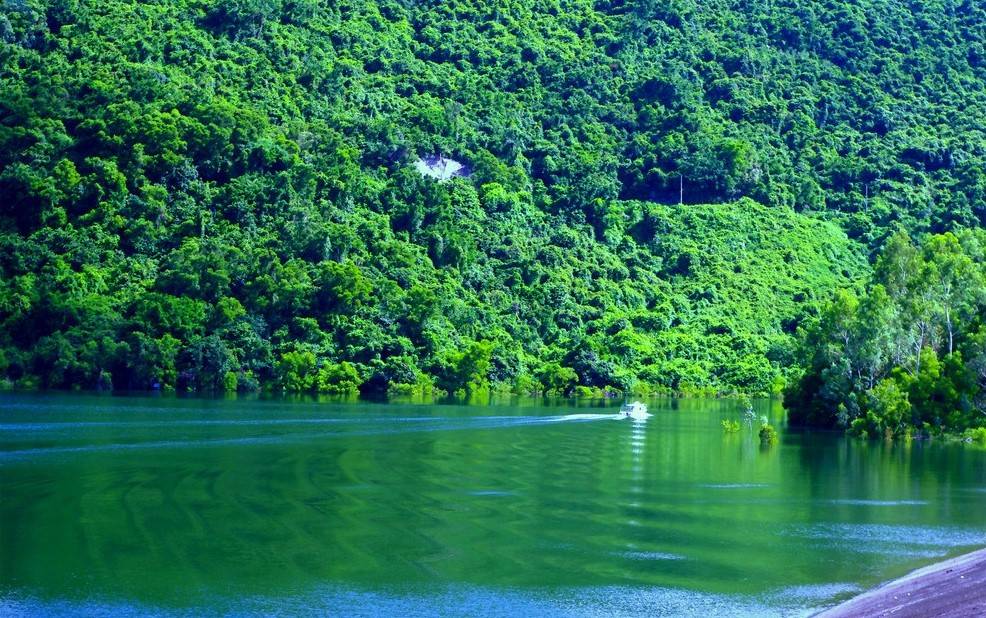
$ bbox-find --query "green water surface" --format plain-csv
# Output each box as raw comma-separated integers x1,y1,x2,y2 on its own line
1,393,985,616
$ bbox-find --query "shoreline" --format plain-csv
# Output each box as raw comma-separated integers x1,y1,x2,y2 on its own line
816,547,986,617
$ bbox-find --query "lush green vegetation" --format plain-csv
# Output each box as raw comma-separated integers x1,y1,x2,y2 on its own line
786,229,986,437
1,1,984,400
758,421,779,445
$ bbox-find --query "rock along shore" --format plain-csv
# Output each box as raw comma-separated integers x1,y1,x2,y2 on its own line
816,547,986,617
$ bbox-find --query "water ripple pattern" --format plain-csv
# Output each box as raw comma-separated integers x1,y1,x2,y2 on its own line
2,393,986,616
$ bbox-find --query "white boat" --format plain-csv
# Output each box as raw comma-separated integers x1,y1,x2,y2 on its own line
618,401,651,420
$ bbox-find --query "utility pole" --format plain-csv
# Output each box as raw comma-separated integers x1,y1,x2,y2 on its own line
679,174,683,205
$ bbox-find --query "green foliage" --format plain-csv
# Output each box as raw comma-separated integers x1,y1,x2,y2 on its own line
387,372,439,398
759,422,779,445
275,351,317,393
788,229,986,436
222,370,238,393
535,362,579,397
722,419,740,433
964,427,986,445
315,361,362,394
849,378,912,439
1,0,983,396
435,340,495,396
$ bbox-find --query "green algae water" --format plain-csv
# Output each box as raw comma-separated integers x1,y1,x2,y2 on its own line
2,393,985,616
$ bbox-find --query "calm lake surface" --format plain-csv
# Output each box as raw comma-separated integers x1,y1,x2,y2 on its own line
2,393,985,616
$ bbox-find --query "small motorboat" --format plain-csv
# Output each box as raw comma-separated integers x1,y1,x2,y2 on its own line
618,401,651,420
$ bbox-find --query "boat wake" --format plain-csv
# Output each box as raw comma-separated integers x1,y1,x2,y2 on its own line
0,413,623,462
550,413,620,422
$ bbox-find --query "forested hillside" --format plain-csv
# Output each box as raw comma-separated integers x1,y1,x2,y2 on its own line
1,0,984,396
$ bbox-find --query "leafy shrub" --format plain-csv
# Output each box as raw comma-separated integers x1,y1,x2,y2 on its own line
759,422,779,445
964,427,986,445
316,362,363,394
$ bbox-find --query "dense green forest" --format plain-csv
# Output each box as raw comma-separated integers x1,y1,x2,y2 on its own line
1,1,984,410
787,229,986,436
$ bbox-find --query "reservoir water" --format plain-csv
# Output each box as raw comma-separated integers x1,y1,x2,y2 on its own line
1,393,985,616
